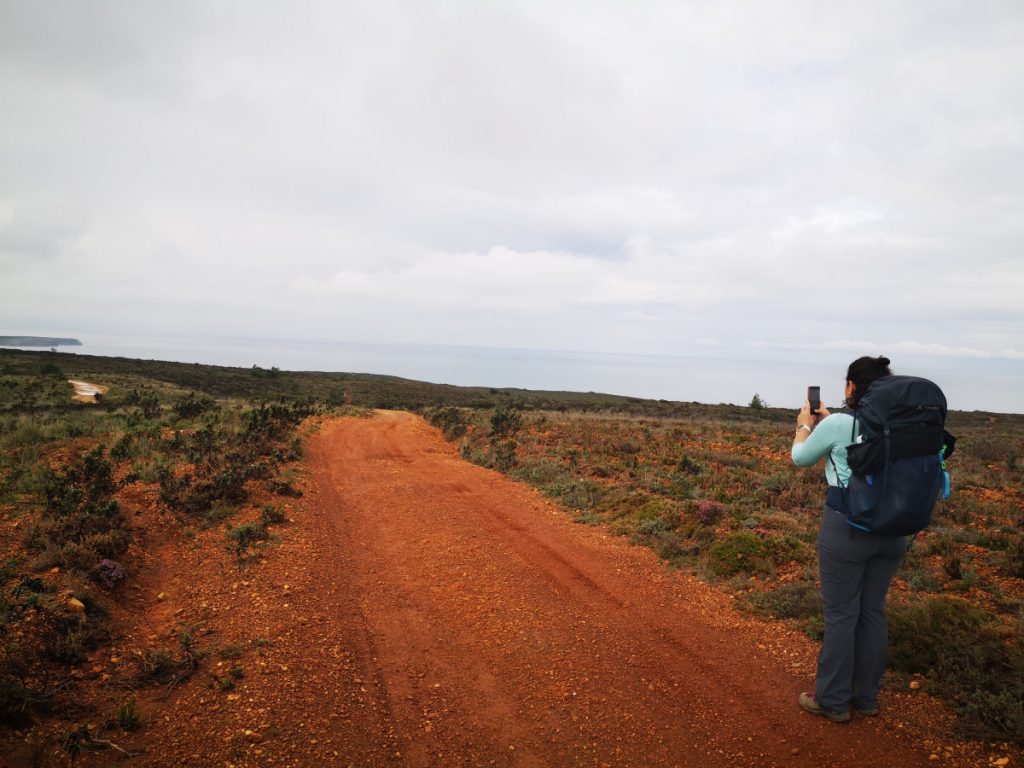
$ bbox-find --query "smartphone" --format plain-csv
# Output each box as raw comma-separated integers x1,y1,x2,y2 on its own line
808,386,821,415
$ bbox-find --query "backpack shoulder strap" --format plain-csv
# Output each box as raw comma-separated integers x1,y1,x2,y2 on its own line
828,452,846,489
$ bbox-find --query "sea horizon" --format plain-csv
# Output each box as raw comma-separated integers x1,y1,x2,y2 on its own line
3,332,1022,415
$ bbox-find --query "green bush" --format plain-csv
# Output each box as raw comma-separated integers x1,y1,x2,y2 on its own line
491,439,518,471
117,697,141,731
888,596,1024,742
428,407,469,440
126,389,161,419
489,408,522,439
45,614,108,665
173,392,218,420
706,532,773,576
746,582,822,621
260,504,287,525
25,447,129,575
226,522,269,562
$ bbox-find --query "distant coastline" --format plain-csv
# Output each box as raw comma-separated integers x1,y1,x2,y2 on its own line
0,332,1020,412
0,336,82,347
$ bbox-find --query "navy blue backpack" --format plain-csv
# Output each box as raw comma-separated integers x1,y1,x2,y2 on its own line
836,375,955,535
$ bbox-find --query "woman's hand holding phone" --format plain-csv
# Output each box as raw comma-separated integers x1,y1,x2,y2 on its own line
797,399,831,430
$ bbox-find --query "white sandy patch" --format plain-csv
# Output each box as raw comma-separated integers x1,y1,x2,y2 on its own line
68,379,109,404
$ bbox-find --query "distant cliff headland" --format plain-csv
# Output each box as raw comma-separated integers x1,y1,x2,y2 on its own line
0,335,82,347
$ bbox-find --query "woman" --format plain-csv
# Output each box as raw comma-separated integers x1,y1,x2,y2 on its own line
791,355,909,723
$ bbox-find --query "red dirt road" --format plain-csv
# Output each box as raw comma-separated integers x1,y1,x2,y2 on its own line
302,411,938,767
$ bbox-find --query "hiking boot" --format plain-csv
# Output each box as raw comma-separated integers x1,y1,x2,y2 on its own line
853,703,879,717
798,692,851,723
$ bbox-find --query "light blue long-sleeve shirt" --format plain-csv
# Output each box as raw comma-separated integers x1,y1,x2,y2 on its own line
791,412,858,488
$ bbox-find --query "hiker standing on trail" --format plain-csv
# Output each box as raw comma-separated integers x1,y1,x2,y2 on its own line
790,356,923,723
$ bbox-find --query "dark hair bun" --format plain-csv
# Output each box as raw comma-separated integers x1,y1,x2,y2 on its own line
845,355,894,408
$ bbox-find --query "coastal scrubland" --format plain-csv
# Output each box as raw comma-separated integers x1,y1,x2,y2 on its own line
0,347,1021,761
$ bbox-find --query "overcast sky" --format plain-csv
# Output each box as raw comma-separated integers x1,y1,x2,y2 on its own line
2,1,1023,377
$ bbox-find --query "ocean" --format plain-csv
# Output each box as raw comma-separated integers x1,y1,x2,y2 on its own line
5,333,1022,414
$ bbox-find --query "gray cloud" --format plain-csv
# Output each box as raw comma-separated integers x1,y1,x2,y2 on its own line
1,0,1023,373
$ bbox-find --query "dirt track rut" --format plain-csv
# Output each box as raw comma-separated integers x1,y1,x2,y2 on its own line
301,411,935,767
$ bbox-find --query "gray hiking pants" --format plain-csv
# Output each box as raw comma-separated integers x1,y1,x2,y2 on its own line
815,504,909,714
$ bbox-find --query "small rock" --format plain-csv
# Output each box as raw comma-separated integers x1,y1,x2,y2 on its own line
929,755,939,761
157,592,166,601
67,598,86,615
298,617,309,626
244,730,263,743
993,759,1009,767
50,567,59,574
790,748,800,756
909,680,922,690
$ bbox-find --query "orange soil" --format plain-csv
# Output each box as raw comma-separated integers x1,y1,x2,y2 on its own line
5,411,1015,767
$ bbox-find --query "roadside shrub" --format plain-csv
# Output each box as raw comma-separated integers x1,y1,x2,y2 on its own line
26,447,128,575
208,464,249,504
44,614,108,664
39,362,63,377
126,389,161,419
90,559,126,589
186,423,221,463
888,595,1024,742
746,582,821,621
546,476,601,510
242,402,312,443
706,532,772,577
110,433,134,461
889,596,989,672
676,455,703,475
173,392,218,420
489,408,522,439
226,522,269,562
260,504,287,526
492,440,518,471
693,499,725,526
662,473,692,501
510,459,563,486
117,697,141,731
129,637,202,689
159,451,253,516
682,524,716,556
429,407,468,440
635,516,670,537
267,475,302,497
